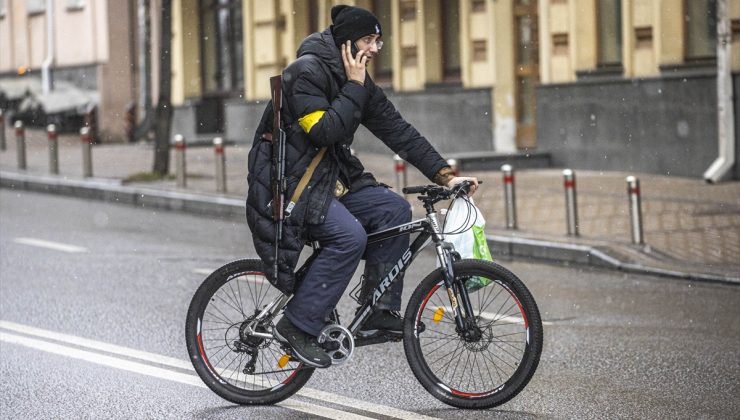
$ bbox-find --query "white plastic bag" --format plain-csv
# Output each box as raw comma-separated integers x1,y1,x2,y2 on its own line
442,197,493,291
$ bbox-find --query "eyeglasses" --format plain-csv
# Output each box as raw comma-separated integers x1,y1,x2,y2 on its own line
358,36,384,50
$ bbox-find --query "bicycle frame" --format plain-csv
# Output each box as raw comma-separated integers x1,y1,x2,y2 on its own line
349,204,478,335
246,194,477,340
347,217,435,334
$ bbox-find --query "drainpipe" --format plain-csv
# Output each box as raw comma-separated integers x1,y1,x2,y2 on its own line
704,0,736,183
138,0,152,120
41,0,55,94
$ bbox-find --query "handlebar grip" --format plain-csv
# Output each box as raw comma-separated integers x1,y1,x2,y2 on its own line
402,186,428,194
454,179,483,193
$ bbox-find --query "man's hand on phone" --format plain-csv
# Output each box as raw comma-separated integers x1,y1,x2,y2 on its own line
341,40,367,86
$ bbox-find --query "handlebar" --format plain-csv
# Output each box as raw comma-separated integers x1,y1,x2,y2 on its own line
402,180,482,199
402,185,435,195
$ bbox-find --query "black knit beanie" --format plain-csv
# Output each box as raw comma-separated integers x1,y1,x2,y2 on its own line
330,5,382,47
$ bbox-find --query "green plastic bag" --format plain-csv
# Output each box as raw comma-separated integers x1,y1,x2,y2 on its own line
467,224,494,291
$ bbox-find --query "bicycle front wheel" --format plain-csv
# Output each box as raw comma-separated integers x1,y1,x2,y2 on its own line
403,259,543,409
185,259,314,405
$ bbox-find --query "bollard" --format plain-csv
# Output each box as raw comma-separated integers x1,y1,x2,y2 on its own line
213,137,227,193
47,124,59,174
447,158,459,176
501,164,517,229
124,102,136,143
626,176,644,245
0,110,6,151
80,127,93,177
15,121,26,170
394,154,407,195
175,134,186,188
563,169,579,236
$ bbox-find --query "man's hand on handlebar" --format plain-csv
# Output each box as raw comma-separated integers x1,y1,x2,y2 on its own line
446,177,479,196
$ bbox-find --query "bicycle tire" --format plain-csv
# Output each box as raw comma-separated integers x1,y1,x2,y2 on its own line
403,259,543,409
185,259,314,405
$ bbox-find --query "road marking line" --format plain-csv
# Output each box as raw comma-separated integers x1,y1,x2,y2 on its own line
0,321,439,420
0,320,191,370
0,331,373,420
297,388,440,420
13,237,88,253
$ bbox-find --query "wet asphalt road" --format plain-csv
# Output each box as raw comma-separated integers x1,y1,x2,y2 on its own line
1,189,739,419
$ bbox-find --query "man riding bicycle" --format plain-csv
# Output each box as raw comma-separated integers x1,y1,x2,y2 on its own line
246,4,478,368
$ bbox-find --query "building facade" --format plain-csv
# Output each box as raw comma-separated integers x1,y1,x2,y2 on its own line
536,0,740,178
2,1,738,178
0,0,140,141
169,0,521,155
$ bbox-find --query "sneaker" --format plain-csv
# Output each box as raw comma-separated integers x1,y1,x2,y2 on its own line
273,317,332,368
358,310,404,337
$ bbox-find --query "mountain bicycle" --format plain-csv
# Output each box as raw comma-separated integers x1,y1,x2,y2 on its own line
185,181,543,409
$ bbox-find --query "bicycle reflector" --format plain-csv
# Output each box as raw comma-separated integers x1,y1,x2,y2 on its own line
433,307,445,323
278,354,290,368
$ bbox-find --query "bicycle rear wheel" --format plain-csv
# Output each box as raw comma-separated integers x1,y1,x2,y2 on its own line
403,259,543,409
185,259,313,405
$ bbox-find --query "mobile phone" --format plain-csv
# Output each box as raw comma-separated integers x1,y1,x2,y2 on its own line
350,41,359,56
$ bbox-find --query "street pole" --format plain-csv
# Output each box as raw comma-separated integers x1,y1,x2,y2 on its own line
563,169,579,236
48,124,59,174
175,134,186,188
394,154,407,197
502,164,517,229
0,110,6,151
80,127,93,177
15,121,26,170
626,176,644,245
447,159,459,176
214,137,226,193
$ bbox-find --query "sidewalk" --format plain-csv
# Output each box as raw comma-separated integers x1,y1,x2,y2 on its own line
2,127,739,283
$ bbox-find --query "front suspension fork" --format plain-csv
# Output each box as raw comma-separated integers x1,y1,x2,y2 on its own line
437,246,476,333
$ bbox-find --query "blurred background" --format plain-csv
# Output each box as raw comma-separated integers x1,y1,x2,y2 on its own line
0,0,738,180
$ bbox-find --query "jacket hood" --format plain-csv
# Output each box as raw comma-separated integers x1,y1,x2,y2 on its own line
297,29,345,81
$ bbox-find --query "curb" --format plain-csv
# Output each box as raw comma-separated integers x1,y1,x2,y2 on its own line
487,234,739,285
0,171,244,219
2,170,738,286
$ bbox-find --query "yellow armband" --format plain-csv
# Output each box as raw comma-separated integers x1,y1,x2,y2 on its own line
298,110,326,134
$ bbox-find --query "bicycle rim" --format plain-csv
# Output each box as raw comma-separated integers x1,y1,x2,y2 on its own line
405,260,542,408
186,260,311,402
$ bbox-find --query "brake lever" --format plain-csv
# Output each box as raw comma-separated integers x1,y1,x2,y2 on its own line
450,180,483,197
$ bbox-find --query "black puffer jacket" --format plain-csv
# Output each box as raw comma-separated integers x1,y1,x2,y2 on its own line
246,29,449,294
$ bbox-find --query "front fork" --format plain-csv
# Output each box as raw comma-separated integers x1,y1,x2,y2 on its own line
436,244,476,335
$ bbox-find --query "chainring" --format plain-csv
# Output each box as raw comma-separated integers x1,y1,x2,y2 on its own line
317,324,355,366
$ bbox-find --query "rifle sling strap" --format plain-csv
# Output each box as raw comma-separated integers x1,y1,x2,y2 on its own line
285,147,327,216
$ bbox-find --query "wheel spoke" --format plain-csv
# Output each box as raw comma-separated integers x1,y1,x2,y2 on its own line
187,263,308,395
411,262,541,405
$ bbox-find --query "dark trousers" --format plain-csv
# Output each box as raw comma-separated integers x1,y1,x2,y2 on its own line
284,185,411,336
